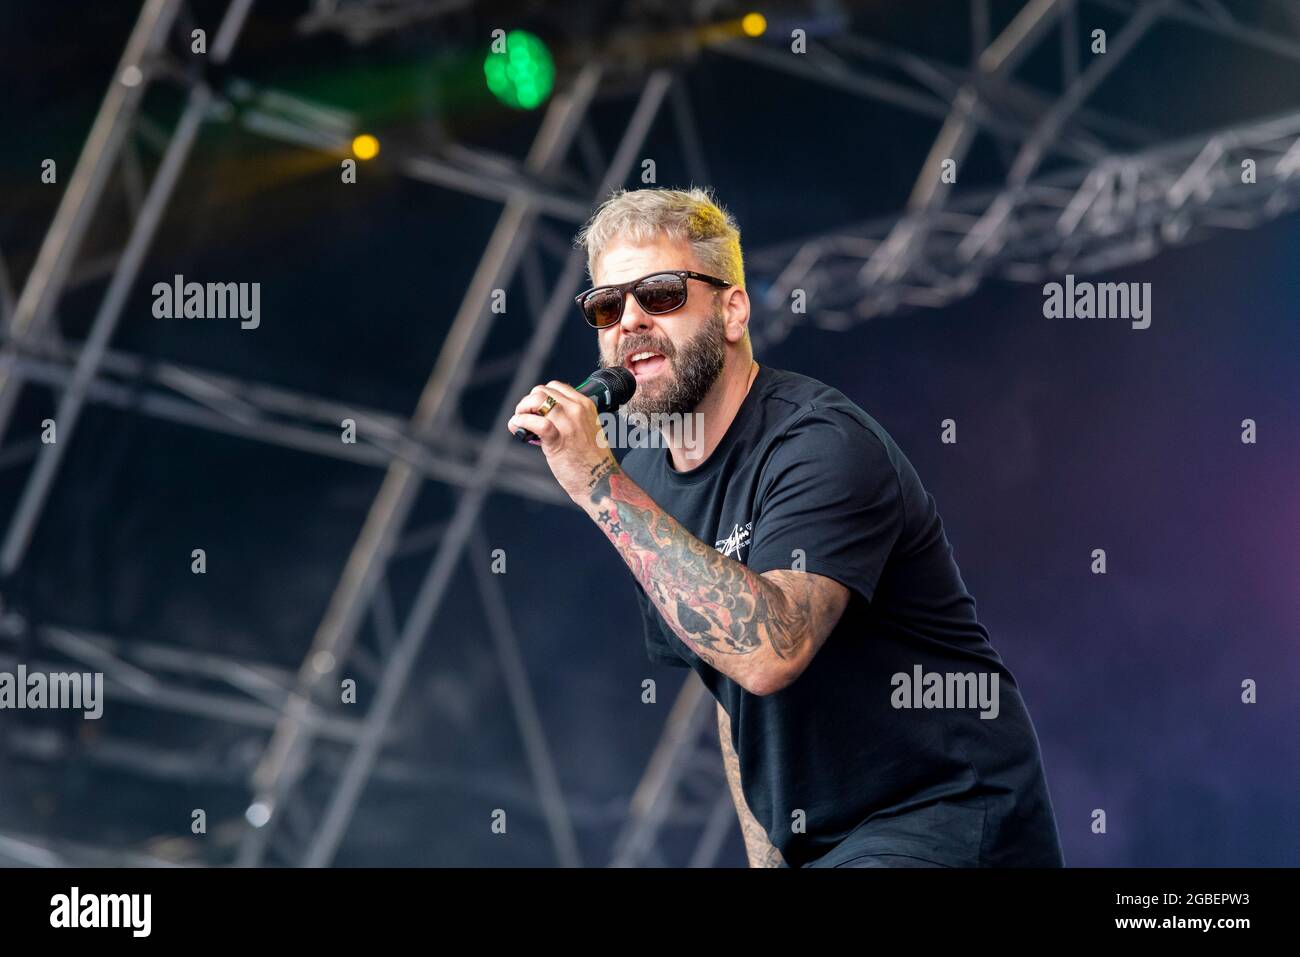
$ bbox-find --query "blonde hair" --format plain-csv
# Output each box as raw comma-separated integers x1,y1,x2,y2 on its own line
575,186,745,288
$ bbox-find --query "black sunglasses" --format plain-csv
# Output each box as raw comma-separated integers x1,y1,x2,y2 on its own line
575,270,732,329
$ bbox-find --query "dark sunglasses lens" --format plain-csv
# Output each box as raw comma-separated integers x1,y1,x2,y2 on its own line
634,275,687,313
583,289,623,327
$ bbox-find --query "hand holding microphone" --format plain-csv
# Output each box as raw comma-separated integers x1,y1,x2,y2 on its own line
510,366,636,444
507,366,637,504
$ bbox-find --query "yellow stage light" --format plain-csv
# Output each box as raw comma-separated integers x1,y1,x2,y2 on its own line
741,12,767,37
352,134,380,160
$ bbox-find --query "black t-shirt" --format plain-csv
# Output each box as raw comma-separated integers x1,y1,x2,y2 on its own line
620,365,1063,867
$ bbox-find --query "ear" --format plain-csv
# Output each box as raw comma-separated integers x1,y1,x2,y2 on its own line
721,286,751,344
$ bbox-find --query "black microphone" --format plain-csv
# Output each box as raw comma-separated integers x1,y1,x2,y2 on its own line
513,366,637,444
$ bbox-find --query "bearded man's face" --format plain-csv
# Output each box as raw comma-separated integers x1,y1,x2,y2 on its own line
593,236,728,417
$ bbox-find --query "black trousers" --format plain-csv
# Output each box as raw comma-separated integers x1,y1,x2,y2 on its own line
793,795,1063,868
824,852,949,868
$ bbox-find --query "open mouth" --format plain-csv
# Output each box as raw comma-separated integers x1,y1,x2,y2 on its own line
625,350,668,379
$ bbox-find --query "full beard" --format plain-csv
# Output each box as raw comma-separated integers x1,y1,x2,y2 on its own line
601,305,726,418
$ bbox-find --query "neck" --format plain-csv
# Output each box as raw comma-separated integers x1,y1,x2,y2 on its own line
667,356,758,472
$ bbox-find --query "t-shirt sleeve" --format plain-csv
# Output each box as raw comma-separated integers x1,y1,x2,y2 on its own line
634,580,691,667
745,408,904,604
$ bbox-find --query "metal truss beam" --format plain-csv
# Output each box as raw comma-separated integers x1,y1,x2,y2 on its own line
744,105,1300,343
228,81,594,221
0,0,183,405
0,0,257,576
0,831,185,868
0,621,367,743
1094,0,1300,64
469,522,581,867
298,0,473,45
292,68,674,870
714,31,1100,167
610,675,727,868
4,335,568,505
861,0,1072,287
235,61,621,867
4,723,610,823
958,0,1172,263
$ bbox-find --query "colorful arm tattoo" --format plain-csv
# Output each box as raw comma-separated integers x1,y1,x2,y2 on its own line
585,461,810,677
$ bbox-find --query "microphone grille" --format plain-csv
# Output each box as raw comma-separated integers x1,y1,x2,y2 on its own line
592,365,637,406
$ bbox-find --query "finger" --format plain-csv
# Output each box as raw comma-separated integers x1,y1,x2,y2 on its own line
509,413,559,443
533,381,578,414
504,414,532,436
514,387,555,417
545,380,593,408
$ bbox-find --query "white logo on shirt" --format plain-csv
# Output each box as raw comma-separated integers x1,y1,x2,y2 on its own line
715,521,752,559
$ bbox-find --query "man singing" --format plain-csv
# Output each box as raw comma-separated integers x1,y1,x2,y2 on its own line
506,187,1064,868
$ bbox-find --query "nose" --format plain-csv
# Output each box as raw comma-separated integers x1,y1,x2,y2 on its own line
619,290,655,333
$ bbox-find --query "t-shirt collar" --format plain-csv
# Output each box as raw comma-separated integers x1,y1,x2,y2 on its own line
657,363,767,485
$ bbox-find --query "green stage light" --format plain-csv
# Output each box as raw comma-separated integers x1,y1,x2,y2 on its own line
484,30,554,110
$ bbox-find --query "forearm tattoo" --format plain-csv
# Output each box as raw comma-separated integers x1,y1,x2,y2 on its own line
589,463,808,665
